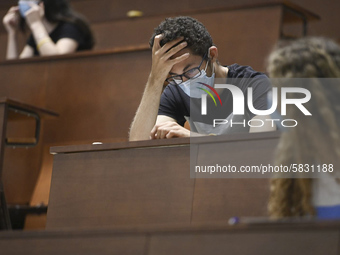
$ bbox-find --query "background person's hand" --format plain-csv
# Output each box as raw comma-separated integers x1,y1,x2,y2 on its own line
24,2,44,30
3,6,20,33
149,34,190,86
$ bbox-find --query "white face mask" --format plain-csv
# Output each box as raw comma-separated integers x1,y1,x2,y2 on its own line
179,59,215,98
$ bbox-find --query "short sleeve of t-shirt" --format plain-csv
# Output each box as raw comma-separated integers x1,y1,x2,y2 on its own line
158,85,187,126
226,64,271,119
247,76,271,117
27,22,87,55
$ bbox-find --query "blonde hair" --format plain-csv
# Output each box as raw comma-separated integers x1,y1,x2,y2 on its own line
267,37,340,218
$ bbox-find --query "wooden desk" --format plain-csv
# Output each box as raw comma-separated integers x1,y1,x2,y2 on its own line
0,98,57,230
47,132,280,230
0,220,339,255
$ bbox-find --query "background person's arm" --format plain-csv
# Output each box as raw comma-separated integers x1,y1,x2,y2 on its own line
3,6,20,60
25,4,79,56
129,35,189,141
19,45,34,59
6,31,18,60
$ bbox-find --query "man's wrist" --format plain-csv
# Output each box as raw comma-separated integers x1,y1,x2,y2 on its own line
148,73,163,84
147,73,166,90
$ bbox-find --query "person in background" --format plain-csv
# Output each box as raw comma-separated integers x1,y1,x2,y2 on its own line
2,0,94,59
267,37,340,219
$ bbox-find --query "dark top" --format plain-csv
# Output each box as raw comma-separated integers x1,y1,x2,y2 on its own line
158,64,271,127
27,21,93,56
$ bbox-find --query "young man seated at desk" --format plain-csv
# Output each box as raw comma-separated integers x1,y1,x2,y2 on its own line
129,16,275,141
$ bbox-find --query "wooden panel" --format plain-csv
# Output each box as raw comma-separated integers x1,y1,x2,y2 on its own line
190,134,278,222
191,179,270,223
0,104,7,180
194,135,279,178
0,222,339,255
0,61,47,106
46,132,279,230
149,230,339,255
199,7,281,71
3,146,43,204
67,0,318,23
43,49,151,144
0,232,147,255
46,145,194,229
0,34,7,62
282,0,340,41
92,7,282,71
0,0,319,23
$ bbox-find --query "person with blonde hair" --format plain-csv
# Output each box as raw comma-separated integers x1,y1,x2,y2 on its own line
267,37,340,219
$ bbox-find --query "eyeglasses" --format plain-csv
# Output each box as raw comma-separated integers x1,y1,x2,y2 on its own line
166,54,208,85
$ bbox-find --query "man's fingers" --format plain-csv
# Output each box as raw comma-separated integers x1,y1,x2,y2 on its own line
159,36,185,54
150,124,158,139
159,128,168,139
150,121,176,139
152,128,167,139
163,41,187,61
170,52,190,65
152,34,163,53
150,123,167,139
166,130,178,139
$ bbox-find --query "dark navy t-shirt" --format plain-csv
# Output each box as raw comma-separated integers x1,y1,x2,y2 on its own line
158,64,271,127
27,21,93,56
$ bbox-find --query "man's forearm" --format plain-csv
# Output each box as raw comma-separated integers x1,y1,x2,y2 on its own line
129,34,189,141
129,75,164,141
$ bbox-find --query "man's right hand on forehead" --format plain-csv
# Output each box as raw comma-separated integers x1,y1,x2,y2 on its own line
149,34,189,86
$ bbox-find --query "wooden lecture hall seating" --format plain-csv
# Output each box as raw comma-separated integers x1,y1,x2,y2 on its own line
0,0,339,254
0,98,57,229
0,1,319,224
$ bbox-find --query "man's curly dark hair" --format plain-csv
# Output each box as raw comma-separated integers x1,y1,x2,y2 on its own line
149,16,213,58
